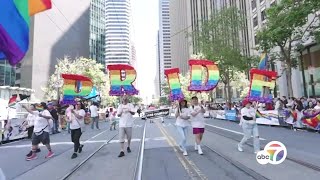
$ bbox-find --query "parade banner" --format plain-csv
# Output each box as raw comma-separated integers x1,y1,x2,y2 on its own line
225,110,237,121
107,64,139,96
1,118,28,142
144,108,170,119
212,110,280,126
188,59,219,92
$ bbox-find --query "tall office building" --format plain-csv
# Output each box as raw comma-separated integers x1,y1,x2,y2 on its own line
158,0,172,96
155,31,161,98
90,0,106,66
0,61,16,86
170,0,250,75
105,0,131,65
17,0,90,99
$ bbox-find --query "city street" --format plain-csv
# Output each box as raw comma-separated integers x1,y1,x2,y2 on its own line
0,117,320,180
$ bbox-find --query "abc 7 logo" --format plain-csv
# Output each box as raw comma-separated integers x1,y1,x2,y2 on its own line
256,141,287,165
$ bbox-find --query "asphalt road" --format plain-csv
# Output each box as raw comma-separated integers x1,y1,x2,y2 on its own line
0,117,319,180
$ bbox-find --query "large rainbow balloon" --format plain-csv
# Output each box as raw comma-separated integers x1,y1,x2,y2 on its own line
107,64,138,96
61,74,93,104
248,69,277,103
188,59,219,92
164,68,184,101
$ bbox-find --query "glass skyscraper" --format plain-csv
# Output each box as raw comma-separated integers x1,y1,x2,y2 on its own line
90,0,106,66
0,61,16,86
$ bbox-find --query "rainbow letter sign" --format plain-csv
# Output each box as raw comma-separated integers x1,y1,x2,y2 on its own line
248,69,277,103
188,59,219,92
61,74,93,104
164,68,184,101
107,64,139,96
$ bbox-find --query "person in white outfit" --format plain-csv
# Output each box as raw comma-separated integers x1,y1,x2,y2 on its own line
175,99,191,156
190,96,206,155
238,100,260,153
117,96,135,157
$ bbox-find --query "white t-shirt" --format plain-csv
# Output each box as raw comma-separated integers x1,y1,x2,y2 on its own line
33,110,52,133
314,105,320,110
90,105,99,117
69,109,86,130
175,108,191,127
117,103,135,128
26,111,38,127
190,105,205,128
241,107,256,124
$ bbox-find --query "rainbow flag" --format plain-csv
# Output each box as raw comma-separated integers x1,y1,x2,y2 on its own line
35,104,44,111
29,0,52,16
0,0,51,66
8,95,17,108
258,52,268,70
256,110,271,120
302,112,320,128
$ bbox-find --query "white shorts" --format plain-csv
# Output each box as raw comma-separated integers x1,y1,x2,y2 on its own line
119,127,132,143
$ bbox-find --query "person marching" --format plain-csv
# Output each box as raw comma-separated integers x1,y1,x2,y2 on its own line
66,102,85,159
23,102,54,161
237,100,260,154
90,102,99,130
109,108,117,131
175,99,191,156
190,96,206,155
117,96,135,157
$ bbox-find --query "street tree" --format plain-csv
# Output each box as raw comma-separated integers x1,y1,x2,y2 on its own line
43,57,117,105
257,0,320,97
194,7,258,102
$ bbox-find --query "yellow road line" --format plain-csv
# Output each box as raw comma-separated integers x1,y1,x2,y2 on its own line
156,121,208,180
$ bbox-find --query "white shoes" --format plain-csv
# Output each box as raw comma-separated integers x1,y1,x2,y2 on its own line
238,144,243,152
197,145,203,155
183,151,188,156
194,143,198,151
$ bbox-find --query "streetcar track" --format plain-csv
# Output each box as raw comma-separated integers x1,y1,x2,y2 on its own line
205,125,320,172
13,129,110,180
133,120,147,180
203,145,270,180
60,132,118,180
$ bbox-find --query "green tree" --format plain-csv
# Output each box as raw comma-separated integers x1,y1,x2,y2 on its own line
194,7,258,102
42,57,117,105
257,0,320,97
130,96,143,105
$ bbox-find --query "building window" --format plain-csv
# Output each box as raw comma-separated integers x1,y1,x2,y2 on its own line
261,10,266,22
253,16,258,27
254,35,259,45
270,1,276,6
252,0,257,10
260,0,264,3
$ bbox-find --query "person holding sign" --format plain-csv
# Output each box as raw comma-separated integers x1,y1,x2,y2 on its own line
190,96,206,155
237,100,260,154
117,96,135,157
175,99,191,156
66,102,86,159
22,103,54,161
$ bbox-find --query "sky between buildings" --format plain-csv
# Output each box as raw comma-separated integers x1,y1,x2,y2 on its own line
131,0,158,103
